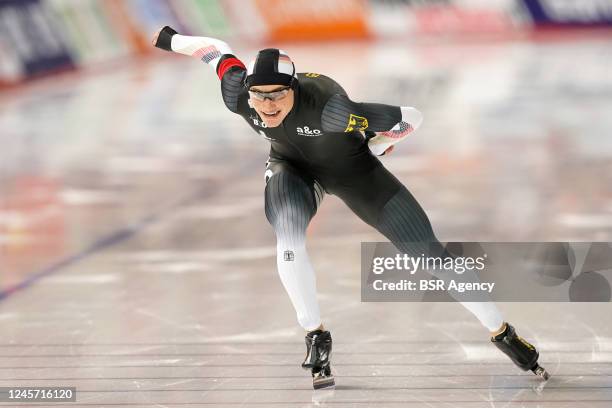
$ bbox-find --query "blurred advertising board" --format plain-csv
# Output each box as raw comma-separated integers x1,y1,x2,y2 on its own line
521,0,612,26
45,0,132,65
3,0,608,87
367,0,521,37
0,0,74,86
251,0,370,41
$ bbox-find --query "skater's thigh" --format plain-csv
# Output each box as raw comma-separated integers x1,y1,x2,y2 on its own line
329,164,402,227
264,157,324,226
331,164,438,252
375,184,439,257
377,184,437,241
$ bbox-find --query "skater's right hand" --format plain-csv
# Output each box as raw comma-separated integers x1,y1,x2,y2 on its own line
151,29,161,47
152,26,178,51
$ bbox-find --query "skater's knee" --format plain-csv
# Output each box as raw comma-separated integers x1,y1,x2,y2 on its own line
265,173,316,229
266,202,311,230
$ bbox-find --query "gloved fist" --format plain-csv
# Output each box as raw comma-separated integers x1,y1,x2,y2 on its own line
364,130,394,155
152,26,178,51
367,107,422,156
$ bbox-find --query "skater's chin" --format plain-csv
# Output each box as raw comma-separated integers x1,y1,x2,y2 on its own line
262,119,283,128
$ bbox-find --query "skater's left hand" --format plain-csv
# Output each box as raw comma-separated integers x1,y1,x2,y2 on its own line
382,145,394,155
363,130,394,156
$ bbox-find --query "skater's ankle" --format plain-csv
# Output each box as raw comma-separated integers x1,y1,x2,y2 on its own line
490,322,507,338
307,324,325,334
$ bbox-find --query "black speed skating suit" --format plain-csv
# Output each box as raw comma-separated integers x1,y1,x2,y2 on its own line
219,61,434,242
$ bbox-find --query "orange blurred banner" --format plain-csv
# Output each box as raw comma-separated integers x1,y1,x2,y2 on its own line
253,0,371,41
104,0,152,56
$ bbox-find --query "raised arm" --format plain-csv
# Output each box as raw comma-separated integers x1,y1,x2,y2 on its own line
153,26,246,113
321,94,423,156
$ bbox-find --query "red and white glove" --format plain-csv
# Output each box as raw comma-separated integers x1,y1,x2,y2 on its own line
368,107,423,156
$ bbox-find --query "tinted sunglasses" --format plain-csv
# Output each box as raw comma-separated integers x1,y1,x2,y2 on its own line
248,87,291,102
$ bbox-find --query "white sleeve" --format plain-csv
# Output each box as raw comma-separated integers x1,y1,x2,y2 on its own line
170,34,234,71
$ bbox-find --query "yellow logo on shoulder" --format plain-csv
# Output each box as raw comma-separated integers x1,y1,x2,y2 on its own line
345,114,369,132
305,73,320,77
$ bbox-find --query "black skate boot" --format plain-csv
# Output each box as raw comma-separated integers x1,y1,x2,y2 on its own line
492,322,549,380
302,329,335,389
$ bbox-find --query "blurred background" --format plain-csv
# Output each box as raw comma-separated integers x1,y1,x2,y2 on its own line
1,1,612,405
2,0,612,291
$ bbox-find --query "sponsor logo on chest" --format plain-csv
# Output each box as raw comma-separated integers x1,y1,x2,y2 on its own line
296,126,323,137
250,114,267,128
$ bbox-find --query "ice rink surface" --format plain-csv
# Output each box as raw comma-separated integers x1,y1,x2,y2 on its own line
1,34,612,406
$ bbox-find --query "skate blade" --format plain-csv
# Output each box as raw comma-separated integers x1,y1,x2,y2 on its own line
313,375,335,390
532,364,550,381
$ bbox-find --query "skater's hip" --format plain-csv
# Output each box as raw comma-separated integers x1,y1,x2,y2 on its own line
267,148,386,194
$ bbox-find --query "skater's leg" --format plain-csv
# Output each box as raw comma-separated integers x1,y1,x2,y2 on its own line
332,164,547,378
264,158,325,332
265,159,335,388
331,165,504,332
373,176,548,378
374,184,505,332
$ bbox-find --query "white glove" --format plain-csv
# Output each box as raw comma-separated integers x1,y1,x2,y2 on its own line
368,107,423,156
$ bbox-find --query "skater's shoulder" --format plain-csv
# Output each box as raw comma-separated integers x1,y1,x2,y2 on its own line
220,67,249,114
297,73,347,104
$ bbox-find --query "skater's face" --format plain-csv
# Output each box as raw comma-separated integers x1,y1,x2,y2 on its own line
248,84,295,128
